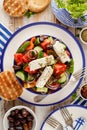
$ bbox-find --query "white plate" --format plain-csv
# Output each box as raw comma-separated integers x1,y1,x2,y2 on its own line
1,22,86,106
40,105,87,130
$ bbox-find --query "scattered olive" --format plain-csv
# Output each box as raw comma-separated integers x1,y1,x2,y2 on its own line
7,108,34,130
8,127,16,130
7,116,14,123
21,108,29,117
10,110,16,116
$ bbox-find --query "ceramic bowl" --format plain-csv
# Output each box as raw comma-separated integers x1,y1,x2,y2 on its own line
3,105,37,130
79,27,87,45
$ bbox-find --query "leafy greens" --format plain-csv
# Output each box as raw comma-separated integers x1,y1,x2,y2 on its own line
55,0,87,19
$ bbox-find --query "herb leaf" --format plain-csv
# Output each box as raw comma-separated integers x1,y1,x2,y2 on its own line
25,10,35,18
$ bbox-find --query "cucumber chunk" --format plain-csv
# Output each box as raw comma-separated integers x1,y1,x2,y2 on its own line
16,71,26,81
57,73,67,84
34,46,43,53
36,87,48,93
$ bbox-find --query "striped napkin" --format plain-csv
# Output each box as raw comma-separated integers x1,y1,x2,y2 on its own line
0,23,87,108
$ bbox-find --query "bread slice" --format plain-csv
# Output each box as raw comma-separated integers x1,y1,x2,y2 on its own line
3,0,29,17
28,0,51,13
0,71,23,101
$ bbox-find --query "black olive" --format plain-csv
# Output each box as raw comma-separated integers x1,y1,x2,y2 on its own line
15,120,21,126
7,116,14,123
20,119,26,124
15,125,23,130
8,127,16,130
21,109,29,117
15,109,19,114
16,113,23,119
27,115,34,121
28,121,33,129
10,110,16,116
9,122,14,127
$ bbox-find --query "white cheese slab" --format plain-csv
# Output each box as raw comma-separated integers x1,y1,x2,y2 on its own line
29,55,55,71
36,66,53,88
53,41,70,63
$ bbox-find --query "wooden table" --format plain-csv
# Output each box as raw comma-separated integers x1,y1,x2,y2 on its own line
0,1,87,130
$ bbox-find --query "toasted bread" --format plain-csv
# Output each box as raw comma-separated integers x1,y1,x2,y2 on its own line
28,0,51,13
0,71,23,101
3,0,29,17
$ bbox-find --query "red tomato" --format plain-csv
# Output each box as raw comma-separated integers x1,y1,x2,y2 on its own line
14,53,24,65
41,39,51,50
24,66,37,74
54,63,67,75
22,55,30,63
44,52,48,57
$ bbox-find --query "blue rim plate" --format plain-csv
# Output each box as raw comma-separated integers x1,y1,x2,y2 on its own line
40,104,87,130
51,0,87,28
0,22,86,106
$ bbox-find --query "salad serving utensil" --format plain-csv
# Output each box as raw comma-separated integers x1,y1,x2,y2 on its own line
60,107,73,129
46,116,63,130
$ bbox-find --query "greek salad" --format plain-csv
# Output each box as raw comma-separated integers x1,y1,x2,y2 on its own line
13,35,74,94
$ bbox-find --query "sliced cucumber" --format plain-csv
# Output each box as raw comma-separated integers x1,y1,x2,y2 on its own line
17,41,30,53
34,46,43,53
57,73,67,84
48,36,54,43
16,71,26,81
27,74,35,82
36,87,48,93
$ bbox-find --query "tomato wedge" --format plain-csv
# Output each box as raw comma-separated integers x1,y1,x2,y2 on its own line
41,39,51,50
14,53,24,65
54,63,67,75
24,66,37,74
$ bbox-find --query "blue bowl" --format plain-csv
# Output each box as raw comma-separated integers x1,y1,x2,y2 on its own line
51,0,87,28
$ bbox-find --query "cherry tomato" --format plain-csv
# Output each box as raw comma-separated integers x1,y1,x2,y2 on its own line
24,66,37,74
14,53,24,65
41,39,51,50
54,63,67,75
22,54,30,63
44,52,48,57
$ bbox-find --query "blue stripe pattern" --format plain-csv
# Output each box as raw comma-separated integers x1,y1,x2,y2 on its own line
0,23,12,101
74,117,85,130
51,0,87,27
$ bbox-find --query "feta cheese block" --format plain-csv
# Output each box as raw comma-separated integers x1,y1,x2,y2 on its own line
29,55,55,71
53,41,70,63
36,66,53,88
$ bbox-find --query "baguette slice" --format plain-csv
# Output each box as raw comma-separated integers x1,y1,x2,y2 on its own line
0,71,23,101
28,0,51,13
3,0,29,17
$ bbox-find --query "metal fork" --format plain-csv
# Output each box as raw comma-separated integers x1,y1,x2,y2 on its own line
46,116,63,130
72,66,87,80
60,107,73,129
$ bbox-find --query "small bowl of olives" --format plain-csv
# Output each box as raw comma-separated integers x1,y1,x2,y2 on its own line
80,84,87,100
3,105,37,130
